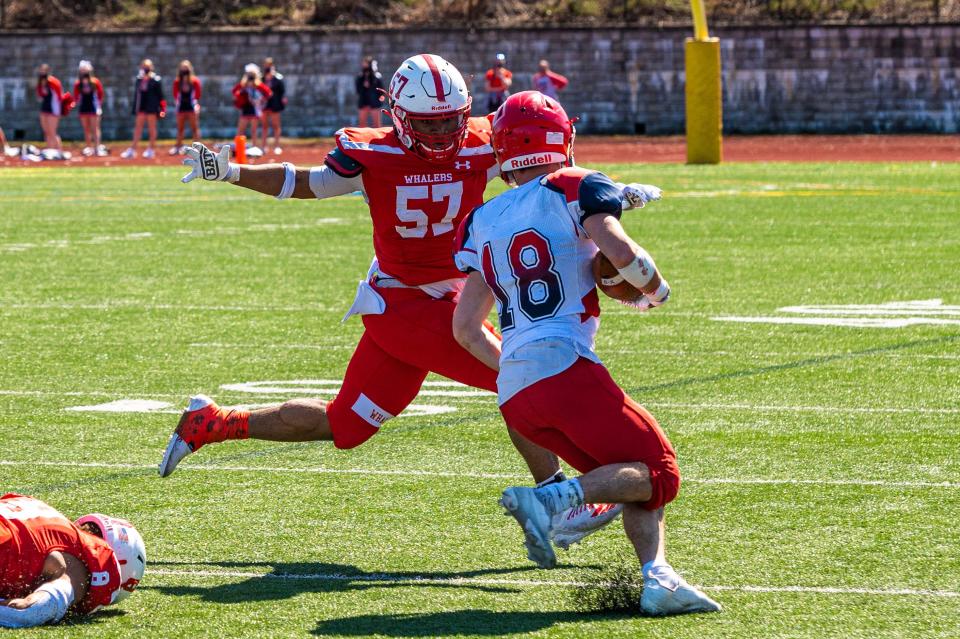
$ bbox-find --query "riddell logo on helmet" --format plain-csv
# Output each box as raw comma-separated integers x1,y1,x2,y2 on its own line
513,154,553,168
431,104,452,111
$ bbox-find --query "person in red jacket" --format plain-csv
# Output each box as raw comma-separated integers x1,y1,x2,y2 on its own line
171,60,202,155
73,60,107,157
233,63,271,147
0,494,146,628
36,64,72,152
531,59,569,101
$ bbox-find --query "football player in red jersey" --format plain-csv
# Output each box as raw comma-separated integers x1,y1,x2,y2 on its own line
164,54,650,553
0,494,146,628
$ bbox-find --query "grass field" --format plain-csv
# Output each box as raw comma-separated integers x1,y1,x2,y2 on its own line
1,162,958,638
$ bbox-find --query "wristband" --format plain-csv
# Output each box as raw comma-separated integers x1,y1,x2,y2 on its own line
648,278,670,305
226,163,241,183
276,162,296,199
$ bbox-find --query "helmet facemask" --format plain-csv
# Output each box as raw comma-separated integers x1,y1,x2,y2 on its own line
392,97,472,164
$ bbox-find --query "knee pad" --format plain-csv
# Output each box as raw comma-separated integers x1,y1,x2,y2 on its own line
326,393,394,450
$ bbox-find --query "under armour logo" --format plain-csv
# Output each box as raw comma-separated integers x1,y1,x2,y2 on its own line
454,160,471,170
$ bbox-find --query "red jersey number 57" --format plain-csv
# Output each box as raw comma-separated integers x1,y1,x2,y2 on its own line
395,182,464,238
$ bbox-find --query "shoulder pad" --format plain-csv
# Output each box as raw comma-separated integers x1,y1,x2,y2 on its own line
543,167,594,203
335,127,405,159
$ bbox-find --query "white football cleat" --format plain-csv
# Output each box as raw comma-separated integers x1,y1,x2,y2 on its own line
641,576,722,616
142,148,155,159
168,146,179,156
499,487,556,569
158,395,217,478
552,503,623,550
81,146,94,157
120,147,135,159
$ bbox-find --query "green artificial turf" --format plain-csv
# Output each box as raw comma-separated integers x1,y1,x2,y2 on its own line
0,161,957,637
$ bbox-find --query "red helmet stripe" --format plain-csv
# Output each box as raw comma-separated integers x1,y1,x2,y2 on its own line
421,54,447,103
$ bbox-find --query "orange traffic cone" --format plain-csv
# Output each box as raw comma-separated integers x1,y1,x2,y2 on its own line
234,135,247,164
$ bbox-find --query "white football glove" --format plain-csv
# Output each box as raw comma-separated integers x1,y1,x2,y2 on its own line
621,183,663,211
181,142,240,184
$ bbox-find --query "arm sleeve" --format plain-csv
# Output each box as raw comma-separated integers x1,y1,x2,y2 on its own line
194,78,202,101
453,209,482,274
72,81,80,101
95,79,104,103
308,164,364,200
0,579,74,628
549,71,569,90
577,172,624,224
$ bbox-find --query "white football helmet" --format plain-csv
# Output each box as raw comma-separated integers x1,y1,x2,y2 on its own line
75,513,146,604
388,54,472,163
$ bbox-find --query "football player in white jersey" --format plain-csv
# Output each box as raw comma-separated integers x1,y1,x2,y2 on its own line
452,91,720,616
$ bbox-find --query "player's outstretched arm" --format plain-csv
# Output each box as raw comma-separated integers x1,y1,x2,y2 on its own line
180,142,356,200
452,272,501,371
584,213,670,307
0,551,87,628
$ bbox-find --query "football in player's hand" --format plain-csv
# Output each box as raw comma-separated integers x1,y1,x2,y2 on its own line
592,252,643,303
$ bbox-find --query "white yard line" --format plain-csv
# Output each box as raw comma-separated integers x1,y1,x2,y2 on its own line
1,388,957,416
643,401,960,415
2,460,957,489
147,568,960,598
0,302,336,312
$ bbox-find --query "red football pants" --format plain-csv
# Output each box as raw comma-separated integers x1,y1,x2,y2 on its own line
326,285,498,449
500,357,680,510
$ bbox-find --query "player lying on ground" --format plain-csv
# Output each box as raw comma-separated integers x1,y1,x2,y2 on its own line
162,54,656,550
452,91,721,615
0,494,145,628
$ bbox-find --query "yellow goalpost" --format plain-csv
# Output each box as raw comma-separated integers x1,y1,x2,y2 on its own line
685,0,722,164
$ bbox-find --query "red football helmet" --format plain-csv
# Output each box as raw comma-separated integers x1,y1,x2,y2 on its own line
490,90,574,178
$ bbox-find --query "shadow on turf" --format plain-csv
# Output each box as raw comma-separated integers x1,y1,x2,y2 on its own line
146,560,604,601
310,609,626,637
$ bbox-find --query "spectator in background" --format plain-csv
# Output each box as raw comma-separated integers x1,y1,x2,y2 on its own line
356,57,384,127
484,53,512,112
261,57,287,155
0,125,11,156
171,59,202,156
531,59,568,101
73,60,107,157
122,59,165,159
36,64,72,152
233,63,271,148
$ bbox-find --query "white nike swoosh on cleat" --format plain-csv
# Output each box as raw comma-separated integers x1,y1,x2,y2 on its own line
158,433,193,478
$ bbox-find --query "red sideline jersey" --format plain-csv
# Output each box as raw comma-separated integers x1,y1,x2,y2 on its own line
0,494,120,614
325,117,497,286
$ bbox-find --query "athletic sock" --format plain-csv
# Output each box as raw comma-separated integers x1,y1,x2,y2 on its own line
534,478,584,515
642,560,681,590
210,408,250,443
535,470,568,489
